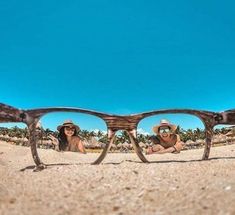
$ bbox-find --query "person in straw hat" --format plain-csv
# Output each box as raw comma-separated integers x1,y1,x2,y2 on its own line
146,119,183,154
49,120,86,153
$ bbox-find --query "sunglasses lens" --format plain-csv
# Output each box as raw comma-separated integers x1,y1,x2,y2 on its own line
159,127,170,133
65,127,75,132
137,113,207,162
33,112,107,164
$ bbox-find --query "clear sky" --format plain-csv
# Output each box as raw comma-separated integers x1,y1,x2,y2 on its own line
0,0,235,116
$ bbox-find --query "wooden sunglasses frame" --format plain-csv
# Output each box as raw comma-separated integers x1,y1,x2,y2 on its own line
1,103,235,171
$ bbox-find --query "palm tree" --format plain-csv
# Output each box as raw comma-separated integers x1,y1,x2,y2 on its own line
96,130,104,138
99,134,108,143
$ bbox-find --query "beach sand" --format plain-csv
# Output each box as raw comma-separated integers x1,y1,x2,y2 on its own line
0,141,235,215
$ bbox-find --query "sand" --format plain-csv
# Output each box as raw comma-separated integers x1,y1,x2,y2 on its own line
0,141,235,215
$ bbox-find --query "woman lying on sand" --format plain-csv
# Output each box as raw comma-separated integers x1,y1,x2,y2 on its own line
49,120,86,153
146,119,183,154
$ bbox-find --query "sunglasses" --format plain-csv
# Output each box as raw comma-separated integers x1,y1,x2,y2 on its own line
64,126,76,132
159,127,171,134
1,102,235,171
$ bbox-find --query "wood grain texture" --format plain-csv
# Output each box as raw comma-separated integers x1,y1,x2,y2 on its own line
1,103,235,168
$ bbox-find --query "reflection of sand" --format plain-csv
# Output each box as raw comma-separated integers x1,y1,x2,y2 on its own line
0,141,235,215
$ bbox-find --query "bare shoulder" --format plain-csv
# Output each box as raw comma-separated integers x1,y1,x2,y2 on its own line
71,136,81,143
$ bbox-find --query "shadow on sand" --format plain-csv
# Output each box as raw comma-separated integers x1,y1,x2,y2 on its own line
19,156,235,172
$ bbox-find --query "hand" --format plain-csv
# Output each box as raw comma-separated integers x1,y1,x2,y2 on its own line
48,134,59,146
145,147,153,155
155,147,175,154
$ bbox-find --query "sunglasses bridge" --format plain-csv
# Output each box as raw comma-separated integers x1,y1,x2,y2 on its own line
103,116,141,135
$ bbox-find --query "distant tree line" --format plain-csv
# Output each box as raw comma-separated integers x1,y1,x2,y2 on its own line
0,126,233,144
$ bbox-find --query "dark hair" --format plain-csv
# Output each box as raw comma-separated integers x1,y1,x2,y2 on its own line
58,127,78,151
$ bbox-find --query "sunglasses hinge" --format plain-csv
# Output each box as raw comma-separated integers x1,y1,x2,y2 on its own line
214,113,223,123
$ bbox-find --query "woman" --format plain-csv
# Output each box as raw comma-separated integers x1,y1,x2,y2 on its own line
146,119,183,154
49,120,86,153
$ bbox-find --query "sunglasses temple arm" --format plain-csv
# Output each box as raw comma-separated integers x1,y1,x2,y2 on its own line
0,103,24,123
28,120,46,171
128,131,149,163
202,126,214,160
201,110,235,160
92,130,115,165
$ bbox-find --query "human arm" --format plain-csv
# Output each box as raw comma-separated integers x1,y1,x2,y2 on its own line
146,144,165,154
153,146,176,154
71,137,86,153
173,135,183,152
145,136,161,154
155,135,183,154
78,139,86,154
146,135,183,154
48,134,60,151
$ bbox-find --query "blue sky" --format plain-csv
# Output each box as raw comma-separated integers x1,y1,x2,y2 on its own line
0,0,235,117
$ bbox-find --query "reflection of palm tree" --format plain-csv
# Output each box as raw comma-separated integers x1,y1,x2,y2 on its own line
23,128,28,138
90,131,96,137
176,125,181,133
1,125,234,150
137,133,149,143
177,127,202,142
96,130,103,138
120,131,130,143
194,128,200,138
79,130,90,140
99,134,108,143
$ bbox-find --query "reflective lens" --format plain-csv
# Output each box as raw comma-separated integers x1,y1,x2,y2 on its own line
159,127,170,134
64,126,76,132
137,114,206,161
35,112,107,164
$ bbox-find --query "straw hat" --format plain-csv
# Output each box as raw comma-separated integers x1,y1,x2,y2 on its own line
152,119,177,134
57,120,80,132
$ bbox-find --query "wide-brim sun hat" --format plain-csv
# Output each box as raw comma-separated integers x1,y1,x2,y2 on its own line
57,120,80,132
152,119,177,134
